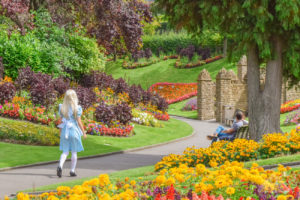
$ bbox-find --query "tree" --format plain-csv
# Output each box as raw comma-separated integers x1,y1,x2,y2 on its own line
156,0,300,140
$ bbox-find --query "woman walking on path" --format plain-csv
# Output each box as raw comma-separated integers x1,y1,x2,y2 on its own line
57,89,87,177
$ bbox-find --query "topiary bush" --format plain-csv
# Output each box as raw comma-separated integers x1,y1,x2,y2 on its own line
75,86,96,110
0,82,16,104
113,103,132,125
95,102,115,126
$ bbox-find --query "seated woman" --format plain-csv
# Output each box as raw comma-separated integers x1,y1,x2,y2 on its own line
207,111,244,143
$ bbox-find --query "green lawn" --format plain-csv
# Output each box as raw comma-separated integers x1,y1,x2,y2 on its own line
106,58,236,89
280,112,296,133
25,153,300,193
168,98,197,119
0,118,193,169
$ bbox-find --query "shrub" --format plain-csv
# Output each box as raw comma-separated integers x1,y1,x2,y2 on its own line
30,81,57,107
80,71,114,90
151,94,168,112
95,102,115,126
75,87,96,110
129,84,143,105
142,90,152,104
0,118,59,146
52,77,70,96
15,67,34,90
113,103,132,125
144,48,152,59
0,82,16,104
111,78,129,94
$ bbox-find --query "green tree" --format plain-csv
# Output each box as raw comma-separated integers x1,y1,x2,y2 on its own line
156,0,300,140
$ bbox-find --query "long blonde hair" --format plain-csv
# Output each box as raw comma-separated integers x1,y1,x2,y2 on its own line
61,89,79,119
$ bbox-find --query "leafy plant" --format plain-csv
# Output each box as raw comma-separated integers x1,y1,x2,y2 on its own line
0,82,16,104
151,94,168,112
80,71,114,90
112,78,129,94
52,77,70,96
129,84,143,105
113,103,132,125
75,86,96,110
30,81,57,107
15,67,34,91
144,48,152,60
142,91,152,104
95,102,115,126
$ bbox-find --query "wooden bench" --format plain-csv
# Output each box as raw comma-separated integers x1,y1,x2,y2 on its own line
235,125,249,139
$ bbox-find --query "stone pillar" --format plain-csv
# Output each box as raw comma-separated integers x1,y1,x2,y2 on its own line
216,68,232,123
237,55,247,83
197,69,215,120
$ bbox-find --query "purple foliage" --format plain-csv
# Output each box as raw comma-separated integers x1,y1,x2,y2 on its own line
144,48,152,59
150,94,168,112
80,71,114,90
95,102,115,126
182,97,197,111
113,102,132,125
129,84,143,105
52,77,70,96
111,78,129,94
15,66,34,90
30,81,57,107
75,86,96,110
0,82,16,104
142,90,152,104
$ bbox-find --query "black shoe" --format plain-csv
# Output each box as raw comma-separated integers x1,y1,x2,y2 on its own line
70,171,77,177
57,166,62,178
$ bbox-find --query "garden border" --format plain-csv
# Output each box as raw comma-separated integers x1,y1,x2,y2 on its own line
0,126,196,172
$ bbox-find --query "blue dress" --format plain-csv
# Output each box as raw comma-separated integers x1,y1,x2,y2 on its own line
58,104,84,152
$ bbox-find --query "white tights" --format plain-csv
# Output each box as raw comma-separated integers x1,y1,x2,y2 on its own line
59,152,77,172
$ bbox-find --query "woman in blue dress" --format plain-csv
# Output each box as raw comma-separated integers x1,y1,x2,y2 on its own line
57,89,87,177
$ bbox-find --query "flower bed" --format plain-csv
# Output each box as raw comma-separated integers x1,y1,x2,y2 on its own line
175,55,223,69
182,97,197,111
0,117,59,145
155,130,300,171
281,99,300,113
132,108,162,127
284,109,300,125
87,122,134,137
149,82,197,104
16,162,300,200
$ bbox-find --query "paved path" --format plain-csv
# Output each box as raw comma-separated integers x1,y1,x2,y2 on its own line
0,116,220,198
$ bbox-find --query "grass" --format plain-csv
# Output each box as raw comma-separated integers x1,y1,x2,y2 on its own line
168,98,197,119
0,118,193,169
280,112,296,133
106,58,236,89
25,153,300,193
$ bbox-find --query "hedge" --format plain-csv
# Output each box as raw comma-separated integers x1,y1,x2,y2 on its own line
0,117,60,146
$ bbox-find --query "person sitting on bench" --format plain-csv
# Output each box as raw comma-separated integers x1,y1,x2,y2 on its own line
207,111,244,142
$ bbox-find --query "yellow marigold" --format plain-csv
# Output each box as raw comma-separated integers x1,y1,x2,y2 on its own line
277,195,287,200
155,175,166,185
226,187,235,195
47,195,59,200
165,177,175,186
4,196,9,200
196,164,206,175
99,174,110,187
130,180,136,186
17,193,30,200
174,173,185,183
57,186,71,192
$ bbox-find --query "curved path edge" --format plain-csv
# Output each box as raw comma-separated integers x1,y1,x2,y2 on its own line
0,124,195,172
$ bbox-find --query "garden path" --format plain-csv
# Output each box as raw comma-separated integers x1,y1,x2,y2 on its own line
0,116,220,198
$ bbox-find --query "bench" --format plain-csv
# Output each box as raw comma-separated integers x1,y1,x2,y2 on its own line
224,106,247,126
220,125,249,142
235,125,249,139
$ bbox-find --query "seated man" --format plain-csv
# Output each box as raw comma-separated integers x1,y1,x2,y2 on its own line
207,111,244,142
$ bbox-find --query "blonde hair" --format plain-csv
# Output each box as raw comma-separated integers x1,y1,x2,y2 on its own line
61,89,79,119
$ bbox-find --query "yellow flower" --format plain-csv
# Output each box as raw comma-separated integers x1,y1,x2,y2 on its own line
99,174,110,187
155,175,166,185
17,193,29,200
47,195,59,200
226,187,235,195
277,195,287,200
4,196,9,200
165,177,175,186
130,180,136,186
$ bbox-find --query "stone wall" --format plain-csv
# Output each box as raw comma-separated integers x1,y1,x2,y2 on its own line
197,56,300,122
